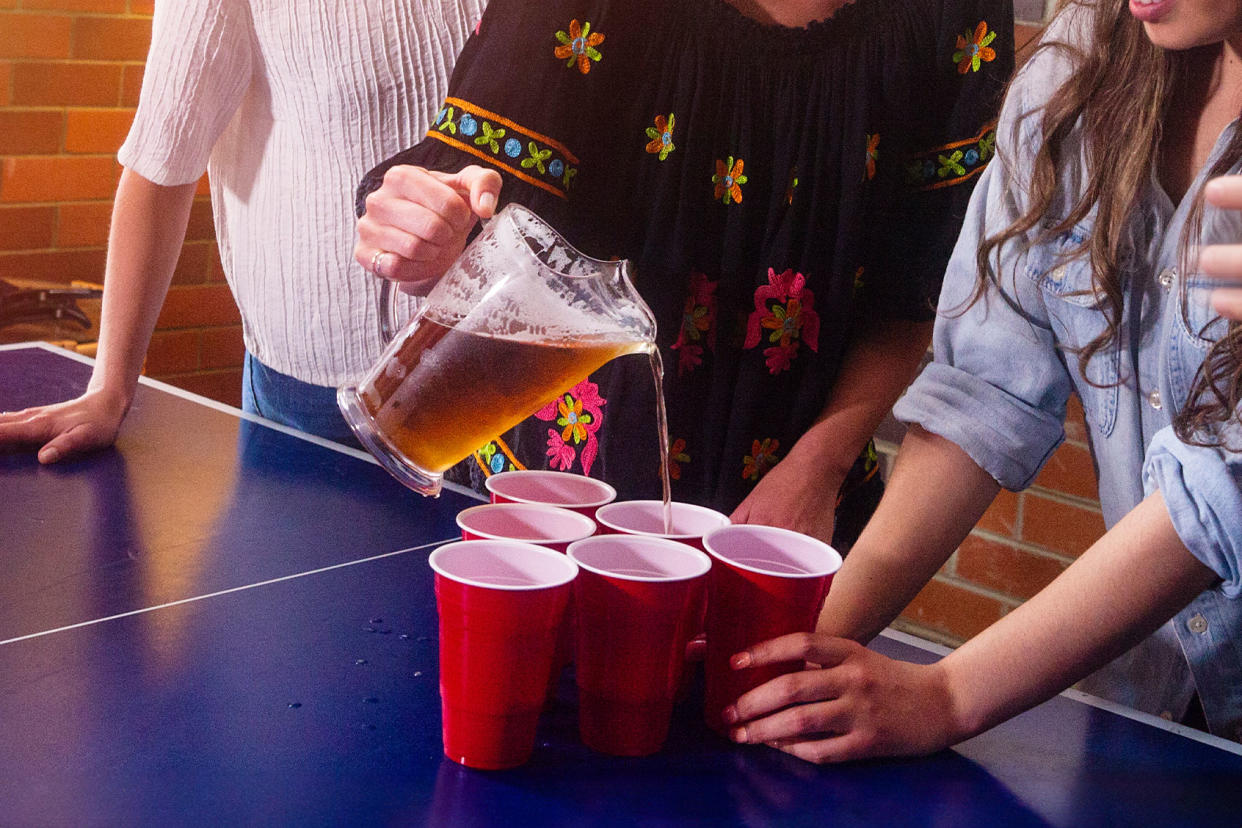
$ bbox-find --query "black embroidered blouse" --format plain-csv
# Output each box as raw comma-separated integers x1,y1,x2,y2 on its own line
359,0,1014,521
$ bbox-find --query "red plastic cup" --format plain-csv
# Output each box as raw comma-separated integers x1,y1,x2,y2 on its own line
593,500,731,551
456,502,597,553
566,535,711,756
594,500,731,661
485,470,617,519
429,540,579,770
700,524,842,733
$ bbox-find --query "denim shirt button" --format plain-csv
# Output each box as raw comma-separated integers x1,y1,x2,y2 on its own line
1188,613,1209,634
1157,267,1175,290
1148,389,1163,410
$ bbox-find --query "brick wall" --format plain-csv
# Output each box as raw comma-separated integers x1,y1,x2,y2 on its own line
2,8,1097,644
0,0,244,405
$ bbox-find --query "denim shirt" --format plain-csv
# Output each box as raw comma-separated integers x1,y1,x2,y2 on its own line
893,8,1242,741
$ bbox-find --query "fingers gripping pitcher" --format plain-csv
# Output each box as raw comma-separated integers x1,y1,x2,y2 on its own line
339,204,658,497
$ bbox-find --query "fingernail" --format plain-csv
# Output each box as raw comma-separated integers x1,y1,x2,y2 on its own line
730,726,749,744
479,192,496,215
722,705,738,724
39,446,60,464
730,652,751,669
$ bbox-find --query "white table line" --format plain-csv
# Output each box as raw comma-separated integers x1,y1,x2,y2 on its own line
0,541,450,648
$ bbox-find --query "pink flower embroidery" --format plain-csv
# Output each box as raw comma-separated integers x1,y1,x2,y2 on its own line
545,430,576,470
670,271,718,375
535,379,606,475
744,268,820,375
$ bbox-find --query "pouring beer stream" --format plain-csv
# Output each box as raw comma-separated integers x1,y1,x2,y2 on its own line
339,204,673,531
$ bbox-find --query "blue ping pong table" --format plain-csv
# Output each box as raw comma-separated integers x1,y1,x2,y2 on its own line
2,342,1241,827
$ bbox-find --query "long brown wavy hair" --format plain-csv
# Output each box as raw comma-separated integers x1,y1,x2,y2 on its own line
975,0,1242,446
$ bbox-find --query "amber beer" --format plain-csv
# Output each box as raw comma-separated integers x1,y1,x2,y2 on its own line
357,316,648,474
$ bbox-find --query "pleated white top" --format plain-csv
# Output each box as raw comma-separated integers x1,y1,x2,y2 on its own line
119,0,485,386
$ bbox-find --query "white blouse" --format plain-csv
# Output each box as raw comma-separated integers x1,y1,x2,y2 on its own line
119,0,485,387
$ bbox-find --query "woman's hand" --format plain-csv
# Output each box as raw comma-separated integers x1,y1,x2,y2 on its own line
0,386,130,463
1202,175,1242,320
354,164,502,294
722,632,965,764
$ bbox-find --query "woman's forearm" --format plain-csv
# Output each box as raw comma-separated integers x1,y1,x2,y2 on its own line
817,424,1001,642
88,169,198,405
941,491,1219,738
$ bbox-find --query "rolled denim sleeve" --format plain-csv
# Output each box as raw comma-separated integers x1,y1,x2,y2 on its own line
1143,427,1242,597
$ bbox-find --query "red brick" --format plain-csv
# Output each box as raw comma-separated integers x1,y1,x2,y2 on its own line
0,61,11,104
897,577,1008,642
11,61,124,106
169,240,213,286
65,108,134,153
0,14,72,59
194,173,210,196
185,197,215,241
144,329,199,374
955,534,1068,601
157,369,243,407
1032,440,1098,501
206,247,226,282
130,0,154,15
0,205,55,250
1064,393,1089,444
0,109,63,154
0,155,120,203
155,283,240,328
1021,493,1106,558
57,200,113,247
72,16,151,61
0,247,105,283
199,325,244,370
24,0,128,11
120,63,143,107
976,488,1019,538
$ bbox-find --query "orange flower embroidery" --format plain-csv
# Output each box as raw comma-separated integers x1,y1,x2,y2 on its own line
554,19,605,75
953,21,997,74
713,156,747,204
865,133,880,180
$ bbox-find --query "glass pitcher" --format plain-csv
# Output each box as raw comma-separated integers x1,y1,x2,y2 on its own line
338,204,657,497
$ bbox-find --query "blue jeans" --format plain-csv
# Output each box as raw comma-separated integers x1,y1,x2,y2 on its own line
241,352,361,448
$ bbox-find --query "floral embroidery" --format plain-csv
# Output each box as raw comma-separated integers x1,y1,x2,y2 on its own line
744,268,821,375
645,113,676,160
670,271,718,375
474,121,505,153
473,437,525,476
522,142,553,174
937,149,966,178
978,130,996,161
669,437,689,481
904,122,997,191
556,393,593,444
435,106,457,134
865,133,880,180
427,96,580,200
535,379,605,474
554,19,605,75
713,156,747,204
953,21,998,74
786,168,798,205
742,438,780,481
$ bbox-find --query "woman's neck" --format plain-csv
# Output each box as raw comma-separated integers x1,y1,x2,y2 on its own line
1159,44,1242,204
724,0,853,27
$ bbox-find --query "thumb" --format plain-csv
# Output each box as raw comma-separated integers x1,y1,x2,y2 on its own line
442,165,503,219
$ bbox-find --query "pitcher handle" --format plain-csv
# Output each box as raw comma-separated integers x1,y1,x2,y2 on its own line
378,277,399,345
377,278,431,345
